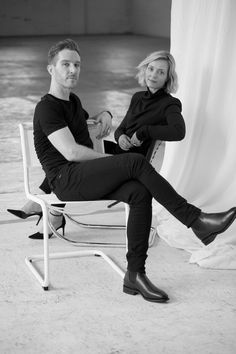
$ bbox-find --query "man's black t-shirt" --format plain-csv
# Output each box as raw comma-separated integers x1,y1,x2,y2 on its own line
33,93,93,185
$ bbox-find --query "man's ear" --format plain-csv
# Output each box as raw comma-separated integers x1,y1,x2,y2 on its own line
47,64,53,76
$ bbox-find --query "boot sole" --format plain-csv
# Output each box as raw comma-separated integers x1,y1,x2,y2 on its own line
207,211,236,243
123,285,169,303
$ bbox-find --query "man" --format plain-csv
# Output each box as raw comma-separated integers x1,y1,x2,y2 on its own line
33,38,236,303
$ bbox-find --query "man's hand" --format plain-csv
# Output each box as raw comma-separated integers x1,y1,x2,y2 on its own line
95,111,112,139
130,132,143,147
118,134,133,151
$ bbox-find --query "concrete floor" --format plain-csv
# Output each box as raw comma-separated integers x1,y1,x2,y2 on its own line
0,35,236,354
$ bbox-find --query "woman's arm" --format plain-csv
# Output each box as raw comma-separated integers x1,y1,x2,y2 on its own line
135,104,186,142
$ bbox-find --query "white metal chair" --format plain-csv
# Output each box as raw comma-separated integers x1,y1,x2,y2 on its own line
20,122,165,290
19,123,125,290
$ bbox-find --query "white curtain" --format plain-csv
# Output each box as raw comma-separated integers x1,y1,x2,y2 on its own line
155,0,236,268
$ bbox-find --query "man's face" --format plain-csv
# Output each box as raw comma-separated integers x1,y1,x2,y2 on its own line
48,49,81,89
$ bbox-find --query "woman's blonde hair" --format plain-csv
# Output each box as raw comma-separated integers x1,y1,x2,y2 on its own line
136,51,178,93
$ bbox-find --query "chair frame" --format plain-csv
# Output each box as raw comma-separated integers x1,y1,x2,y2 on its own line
19,123,125,290
20,122,165,290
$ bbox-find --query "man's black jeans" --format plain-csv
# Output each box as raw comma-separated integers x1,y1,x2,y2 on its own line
51,153,201,273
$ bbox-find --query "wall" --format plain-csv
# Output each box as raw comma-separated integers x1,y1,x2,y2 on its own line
0,0,84,36
85,0,132,34
0,0,171,37
131,0,172,38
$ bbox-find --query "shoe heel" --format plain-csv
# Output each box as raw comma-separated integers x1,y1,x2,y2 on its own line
61,217,66,236
123,285,138,296
36,214,42,226
56,216,66,235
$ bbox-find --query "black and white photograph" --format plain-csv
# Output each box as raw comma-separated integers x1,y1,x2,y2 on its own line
0,0,236,353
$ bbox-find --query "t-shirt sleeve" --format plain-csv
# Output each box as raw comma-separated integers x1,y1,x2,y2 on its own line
35,101,68,137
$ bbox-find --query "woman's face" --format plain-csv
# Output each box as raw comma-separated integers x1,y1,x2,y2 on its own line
145,59,169,93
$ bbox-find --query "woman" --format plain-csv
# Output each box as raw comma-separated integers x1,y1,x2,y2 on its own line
7,51,187,238
105,50,185,157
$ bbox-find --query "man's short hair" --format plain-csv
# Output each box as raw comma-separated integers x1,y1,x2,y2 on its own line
48,38,80,64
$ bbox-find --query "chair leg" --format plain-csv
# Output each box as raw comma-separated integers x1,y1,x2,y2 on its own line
148,227,158,247
25,250,125,290
49,215,126,247
65,213,126,230
53,212,158,248
25,204,125,289
52,201,158,248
